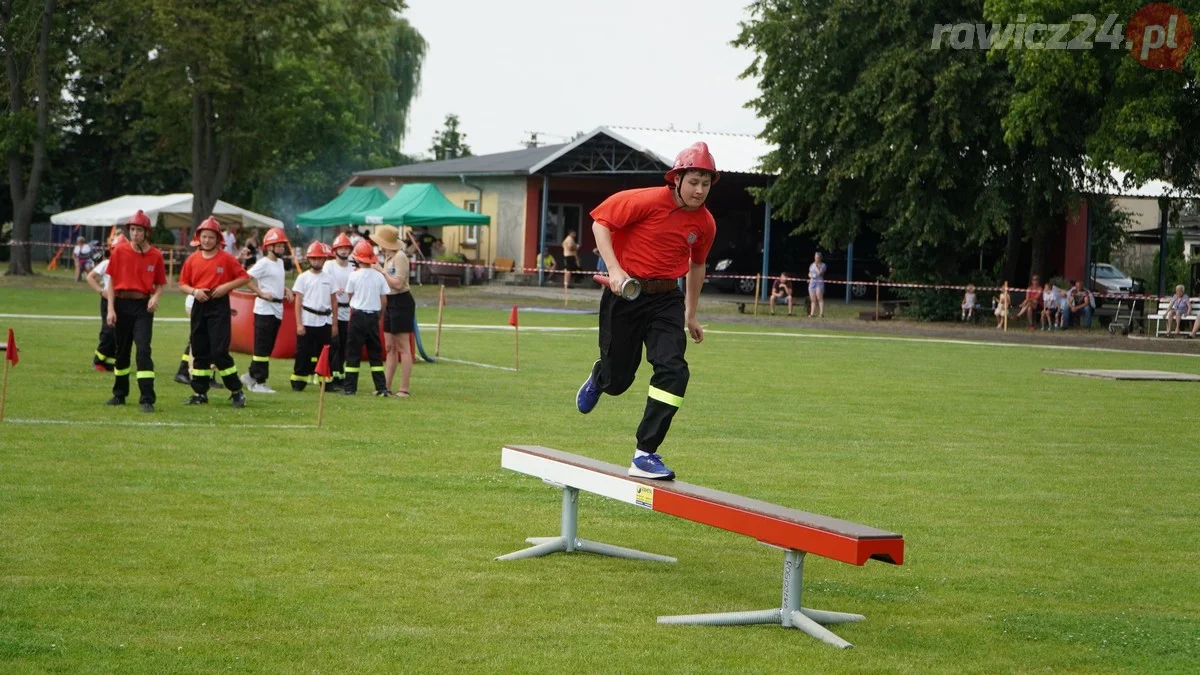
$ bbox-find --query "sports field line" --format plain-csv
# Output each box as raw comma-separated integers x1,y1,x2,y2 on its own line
3,418,317,429
436,357,518,372
3,313,1197,358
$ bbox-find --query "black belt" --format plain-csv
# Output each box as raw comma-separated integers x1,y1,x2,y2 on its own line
354,309,378,316
302,305,332,316
636,278,679,295
266,297,283,304
338,302,350,307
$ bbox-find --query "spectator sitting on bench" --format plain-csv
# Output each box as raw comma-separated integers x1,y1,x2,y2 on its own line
994,286,1011,329
539,247,557,286
769,272,794,315
961,283,976,322
1039,282,1056,330
1066,280,1094,329
1017,274,1041,329
1165,284,1190,337
1056,282,1071,329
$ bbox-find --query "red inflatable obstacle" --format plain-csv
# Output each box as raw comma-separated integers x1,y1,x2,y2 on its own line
230,290,297,358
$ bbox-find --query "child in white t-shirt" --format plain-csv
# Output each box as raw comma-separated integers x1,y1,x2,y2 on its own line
342,242,391,396
961,284,976,322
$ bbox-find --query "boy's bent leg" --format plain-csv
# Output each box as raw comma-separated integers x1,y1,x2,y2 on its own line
630,295,687,480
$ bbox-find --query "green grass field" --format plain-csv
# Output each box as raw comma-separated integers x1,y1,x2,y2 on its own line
1,279,1197,673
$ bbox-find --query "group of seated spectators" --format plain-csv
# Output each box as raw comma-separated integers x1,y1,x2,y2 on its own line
977,274,1095,330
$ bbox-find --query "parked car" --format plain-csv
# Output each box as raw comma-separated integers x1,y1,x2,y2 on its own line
707,250,762,294
1089,263,1136,294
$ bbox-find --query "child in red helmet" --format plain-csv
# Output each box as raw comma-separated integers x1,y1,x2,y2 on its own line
325,232,354,391
574,142,718,480
104,210,167,412
86,232,127,372
242,226,293,394
342,239,391,396
178,216,253,408
290,242,337,391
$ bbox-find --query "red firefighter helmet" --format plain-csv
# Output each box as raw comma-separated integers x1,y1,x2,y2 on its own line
128,209,152,230
189,236,200,248
109,232,129,248
262,227,289,248
351,239,377,265
305,241,332,260
331,232,353,251
195,216,223,237
664,142,719,185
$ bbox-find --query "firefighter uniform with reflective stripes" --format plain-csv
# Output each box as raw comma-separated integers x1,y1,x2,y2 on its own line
247,254,286,386
290,266,334,391
89,257,117,370
179,249,250,395
326,254,352,387
106,240,167,405
343,266,389,395
590,185,716,456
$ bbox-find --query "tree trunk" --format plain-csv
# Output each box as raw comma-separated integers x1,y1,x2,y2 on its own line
1002,213,1023,285
3,0,56,276
190,90,233,226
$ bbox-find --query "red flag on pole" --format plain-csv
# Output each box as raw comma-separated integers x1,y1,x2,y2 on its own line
4,329,17,366
314,345,331,378
508,305,519,327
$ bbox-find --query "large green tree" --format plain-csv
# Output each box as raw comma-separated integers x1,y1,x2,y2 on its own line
429,113,472,160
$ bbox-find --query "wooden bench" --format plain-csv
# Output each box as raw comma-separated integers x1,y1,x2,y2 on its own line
1147,297,1200,336
496,444,904,648
491,257,515,273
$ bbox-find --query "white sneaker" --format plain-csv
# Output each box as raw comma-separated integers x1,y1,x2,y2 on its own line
249,382,276,394
241,373,255,388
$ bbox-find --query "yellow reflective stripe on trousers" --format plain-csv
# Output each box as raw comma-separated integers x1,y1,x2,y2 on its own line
648,386,683,408
290,375,307,381
136,371,155,379
310,357,318,362
179,354,190,362
344,366,360,373
192,369,212,377
218,365,238,377
114,367,131,376
252,356,270,362
369,366,385,372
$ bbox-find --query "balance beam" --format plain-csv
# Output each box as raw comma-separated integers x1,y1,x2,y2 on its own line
497,444,904,648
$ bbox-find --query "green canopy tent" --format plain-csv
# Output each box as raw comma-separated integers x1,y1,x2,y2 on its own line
351,183,490,227
295,186,389,228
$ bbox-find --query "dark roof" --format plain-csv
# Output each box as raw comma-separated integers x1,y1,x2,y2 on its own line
355,144,568,178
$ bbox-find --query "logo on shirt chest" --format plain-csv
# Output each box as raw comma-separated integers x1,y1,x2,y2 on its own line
687,231,698,245
216,266,224,274
146,264,156,272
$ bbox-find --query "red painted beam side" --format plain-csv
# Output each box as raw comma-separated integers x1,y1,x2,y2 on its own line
653,490,904,566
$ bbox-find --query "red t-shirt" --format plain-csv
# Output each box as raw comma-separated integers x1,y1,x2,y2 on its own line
590,186,716,279
179,250,249,290
107,244,166,294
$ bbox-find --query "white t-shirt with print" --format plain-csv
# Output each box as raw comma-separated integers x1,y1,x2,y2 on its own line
346,268,388,312
92,259,111,292
292,269,334,327
248,256,286,319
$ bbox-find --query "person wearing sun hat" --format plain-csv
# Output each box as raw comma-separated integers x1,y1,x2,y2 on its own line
371,225,415,398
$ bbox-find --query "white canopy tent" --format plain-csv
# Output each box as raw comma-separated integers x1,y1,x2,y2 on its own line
51,194,283,231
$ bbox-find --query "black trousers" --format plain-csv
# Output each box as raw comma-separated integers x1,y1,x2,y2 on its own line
596,288,689,454
343,310,386,394
291,323,332,391
329,315,349,381
249,313,282,384
112,297,156,404
94,297,116,367
189,297,243,395
564,255,580,285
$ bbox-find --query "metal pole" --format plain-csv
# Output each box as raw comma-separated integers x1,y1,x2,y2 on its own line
760,200,772,302
561,487,578,552
539,176,550,286
1083,196,1093,286
845,240,855,304
780,550,804,628
1157,197,1169,296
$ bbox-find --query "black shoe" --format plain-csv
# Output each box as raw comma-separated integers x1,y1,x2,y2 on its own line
104,396,125,406
326,381,344,392
139,403,155,413
231,391,246,408
374,389,391,397
184,394,209,405
342,389,356,396
173,372,191,385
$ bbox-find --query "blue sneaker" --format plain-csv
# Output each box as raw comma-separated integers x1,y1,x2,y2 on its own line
629,453,675,480
576,360,601,414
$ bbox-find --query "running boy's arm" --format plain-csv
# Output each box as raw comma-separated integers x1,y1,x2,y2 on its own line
591,221,627,292
685,261,705,344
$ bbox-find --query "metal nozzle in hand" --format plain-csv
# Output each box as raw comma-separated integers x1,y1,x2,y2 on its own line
593,274,641,300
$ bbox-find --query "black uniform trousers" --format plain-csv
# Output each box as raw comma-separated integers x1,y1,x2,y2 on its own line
596,287,689,455
94,297,116,368
189,296,243,395
291,323,332,391
329,310,350,382
343,310,386,394
112,297,156,404
249,312,282,384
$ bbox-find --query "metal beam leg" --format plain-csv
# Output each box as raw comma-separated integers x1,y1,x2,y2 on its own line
496,486,676,562
657,548,863,648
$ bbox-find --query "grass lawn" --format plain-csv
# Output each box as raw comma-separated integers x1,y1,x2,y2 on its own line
1,278,1197,673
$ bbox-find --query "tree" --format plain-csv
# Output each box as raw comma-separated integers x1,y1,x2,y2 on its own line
429,113,471,160
1,0,61,275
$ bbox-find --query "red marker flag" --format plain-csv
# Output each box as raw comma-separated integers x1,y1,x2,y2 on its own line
508,305,519,327
314,345,331,378
4,329,17,366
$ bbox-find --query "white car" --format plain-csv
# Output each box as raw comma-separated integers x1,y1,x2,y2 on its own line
1090,263,1135,294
